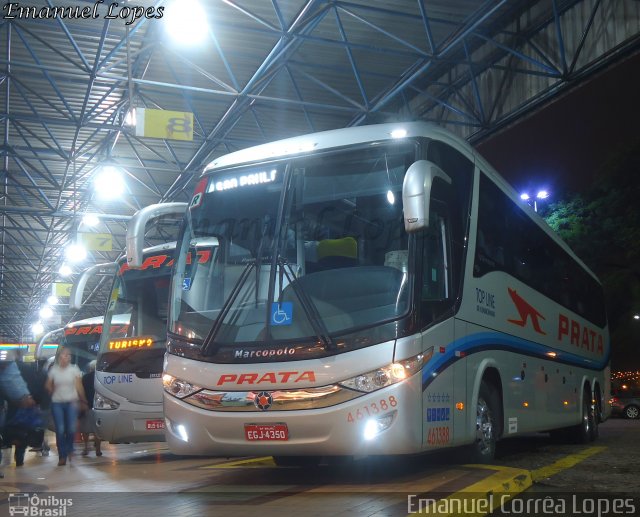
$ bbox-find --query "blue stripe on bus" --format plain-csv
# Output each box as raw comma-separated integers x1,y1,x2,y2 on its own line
421,332,609,391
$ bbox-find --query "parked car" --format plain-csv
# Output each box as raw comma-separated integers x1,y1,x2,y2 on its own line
610,387,640,419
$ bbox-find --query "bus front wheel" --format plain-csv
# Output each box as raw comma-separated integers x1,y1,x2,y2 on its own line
470,381,499,463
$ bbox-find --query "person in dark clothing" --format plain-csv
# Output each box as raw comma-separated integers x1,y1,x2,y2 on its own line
79,360,102,457
13,361,49,464
17,360,51,456
0,352,36,472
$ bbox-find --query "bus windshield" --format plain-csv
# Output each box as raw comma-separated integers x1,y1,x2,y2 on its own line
169,142,416,350
63,332,101,372
97,252,174,375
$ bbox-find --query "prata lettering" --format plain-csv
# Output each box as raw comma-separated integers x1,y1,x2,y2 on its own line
65,324,129,336
233,348,296,359
119,249,210,275
557,314,604,355
217,371,315,386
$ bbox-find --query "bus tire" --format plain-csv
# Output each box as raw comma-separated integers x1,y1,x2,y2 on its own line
273,455,319,467
591,392,601,440
573,388,596,444
470,381,499,463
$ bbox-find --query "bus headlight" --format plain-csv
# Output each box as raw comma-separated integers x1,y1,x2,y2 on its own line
163,374,202,399
94,392,119,410
338,350,430,393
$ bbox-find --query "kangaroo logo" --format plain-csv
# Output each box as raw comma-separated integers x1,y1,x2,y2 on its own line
507,288,546,335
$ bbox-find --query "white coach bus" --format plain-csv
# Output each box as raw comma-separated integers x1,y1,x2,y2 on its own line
130,122,609,464
70,204,199,443
35,317,109,373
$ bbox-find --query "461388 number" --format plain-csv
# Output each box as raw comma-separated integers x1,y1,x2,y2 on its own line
427,426,450,446
346,396,398,423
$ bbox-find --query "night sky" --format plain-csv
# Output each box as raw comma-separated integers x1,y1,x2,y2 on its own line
477,50,640,198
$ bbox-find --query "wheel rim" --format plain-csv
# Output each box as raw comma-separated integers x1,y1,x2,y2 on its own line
476,397,493,456
626,406,639,419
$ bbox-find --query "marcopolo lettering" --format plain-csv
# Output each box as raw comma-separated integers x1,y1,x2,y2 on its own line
233,347,296,359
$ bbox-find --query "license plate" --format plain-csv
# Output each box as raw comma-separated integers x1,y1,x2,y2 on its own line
146,419,165,430
244,423,289,441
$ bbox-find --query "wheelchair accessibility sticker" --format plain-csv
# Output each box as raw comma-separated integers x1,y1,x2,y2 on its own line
271,302,292,326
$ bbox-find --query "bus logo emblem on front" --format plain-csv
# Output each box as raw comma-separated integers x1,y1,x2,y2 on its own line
255,391,273,411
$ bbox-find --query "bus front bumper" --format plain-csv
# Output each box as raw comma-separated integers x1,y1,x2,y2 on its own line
163,379,423,457
95,407,166,444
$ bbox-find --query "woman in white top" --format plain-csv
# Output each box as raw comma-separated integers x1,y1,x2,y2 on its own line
45,346,89,466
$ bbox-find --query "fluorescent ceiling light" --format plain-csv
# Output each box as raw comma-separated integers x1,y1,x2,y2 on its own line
94,165,125,200
32,322,44,335
65,243,87,263
165,0,209,46
82,213,100,227
39,306,54,319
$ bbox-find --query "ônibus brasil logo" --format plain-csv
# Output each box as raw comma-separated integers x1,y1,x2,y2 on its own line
8,493,73,516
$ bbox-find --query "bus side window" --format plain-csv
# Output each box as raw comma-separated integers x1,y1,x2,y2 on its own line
421,211,449,302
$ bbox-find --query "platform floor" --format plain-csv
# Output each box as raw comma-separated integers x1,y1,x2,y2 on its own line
0,433,530,516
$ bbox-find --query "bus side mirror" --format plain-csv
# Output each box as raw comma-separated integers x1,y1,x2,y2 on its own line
70,262,118,310
402,160,452,233
126,202,188,268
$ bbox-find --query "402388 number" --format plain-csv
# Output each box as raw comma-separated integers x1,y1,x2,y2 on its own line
346,396,398,423
427,426,450,446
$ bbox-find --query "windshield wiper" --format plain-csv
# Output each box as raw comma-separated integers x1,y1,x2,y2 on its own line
201,259,255,356
277,258,336,352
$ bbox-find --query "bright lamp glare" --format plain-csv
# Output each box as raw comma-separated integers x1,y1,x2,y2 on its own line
165,1,209,46
65,243,87,263
47,295,59,305
58,264,72,277
94,166,125,200
176,424,189,442
536,190,549,199
82,213,100,227
520,193,530,201
32,322,44,335
363,413,395,440
634,315,640,320
386,190,395,205
390,128,407,139
39,306,53,319
363,419,379,440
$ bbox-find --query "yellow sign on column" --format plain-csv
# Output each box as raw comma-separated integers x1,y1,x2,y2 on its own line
54,283,73,298
79,232,112,251
135,108,194,141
